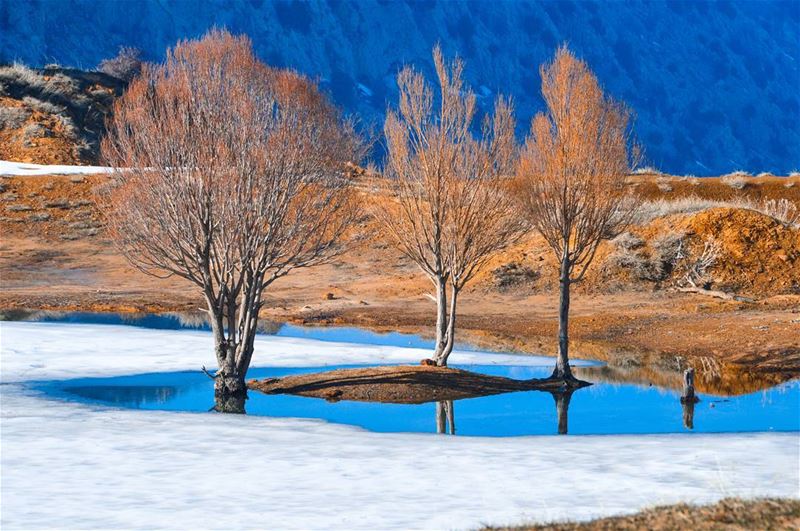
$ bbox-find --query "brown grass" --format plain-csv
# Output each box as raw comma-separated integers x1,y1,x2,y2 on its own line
483,497,800,530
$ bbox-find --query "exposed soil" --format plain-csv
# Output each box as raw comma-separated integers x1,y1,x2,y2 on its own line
1,172,799,394
249,365,583,404
485,497,800,531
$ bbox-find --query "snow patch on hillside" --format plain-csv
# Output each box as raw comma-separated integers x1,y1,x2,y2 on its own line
0,160,113,176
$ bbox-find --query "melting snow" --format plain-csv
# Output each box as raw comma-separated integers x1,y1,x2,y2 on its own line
1,321,798,530
0,160,113,176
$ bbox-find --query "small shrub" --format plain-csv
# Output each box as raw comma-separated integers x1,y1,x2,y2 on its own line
789,171,800,177
785,181,795,188
0,63,45,89
22,122,45,139
633,166,661,175
679,237,721,288
656,176,673,192
28,212,51,221
492,262,540,290
721,172,749,190
97,47,143,82
22,96,66,115
761,199,799,228
756,172,774,178
7,204,32,212
651,231,685,269
613,231,644,251
0,106,30,129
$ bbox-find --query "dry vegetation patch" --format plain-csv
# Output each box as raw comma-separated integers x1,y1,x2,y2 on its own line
483,497,800,531
0,64,124,164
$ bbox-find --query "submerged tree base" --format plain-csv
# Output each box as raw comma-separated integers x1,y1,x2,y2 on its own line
249,365,591,404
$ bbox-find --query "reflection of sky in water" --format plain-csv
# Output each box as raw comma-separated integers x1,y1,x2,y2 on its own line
38,366,800,437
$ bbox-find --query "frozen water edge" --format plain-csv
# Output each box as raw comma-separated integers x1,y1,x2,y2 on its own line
0,160,113,176
1,322,798,530
0,321,596,383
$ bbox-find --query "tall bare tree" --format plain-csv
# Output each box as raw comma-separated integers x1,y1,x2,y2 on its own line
101,30,361,410
516,46,639,383
374,46,523,367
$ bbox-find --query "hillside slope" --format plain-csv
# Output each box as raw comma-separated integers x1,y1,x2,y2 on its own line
1,0,798,175
0,65,124,164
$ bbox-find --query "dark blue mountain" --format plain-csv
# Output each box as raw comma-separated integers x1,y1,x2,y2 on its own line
1,0,798,175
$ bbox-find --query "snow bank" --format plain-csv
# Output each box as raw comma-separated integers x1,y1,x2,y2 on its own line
0,321,593,383
0,160,113,176
1,321,798,530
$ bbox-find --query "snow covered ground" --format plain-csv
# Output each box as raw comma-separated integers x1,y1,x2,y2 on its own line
1,321,798,530
0,160,113,176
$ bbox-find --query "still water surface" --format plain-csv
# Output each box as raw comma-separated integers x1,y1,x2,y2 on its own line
10,311,799,436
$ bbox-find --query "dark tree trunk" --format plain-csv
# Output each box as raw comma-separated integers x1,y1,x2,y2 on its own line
432,277,448,363
435,288,458,367
551,389,573,435
553,254,574,381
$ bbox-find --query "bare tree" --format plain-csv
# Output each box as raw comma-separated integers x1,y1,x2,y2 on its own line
516,46,639,383
374,46,523,367
97,46,143,82
101,30,361,410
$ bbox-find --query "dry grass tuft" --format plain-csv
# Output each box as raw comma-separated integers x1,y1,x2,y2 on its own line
483,497,800,530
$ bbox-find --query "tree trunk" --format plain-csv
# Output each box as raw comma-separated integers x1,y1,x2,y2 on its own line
432,277,448,362
435,287,458,367
553,255,574,381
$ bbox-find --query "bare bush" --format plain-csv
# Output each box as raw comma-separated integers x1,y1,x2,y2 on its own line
721,172,750,189
0,107,30,129
22,122,45,139
679,238,721,288
651,231,686,269
656,176,673,192
21,96,66,116
607,230,685,282
613,231,644,251
0,63,45,89
492,263,540,290
761,199,799,228
97,46,143,82
633,166,661,175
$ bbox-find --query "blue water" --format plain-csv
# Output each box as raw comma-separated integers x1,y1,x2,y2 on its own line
34,365,800,437
9,311,799,436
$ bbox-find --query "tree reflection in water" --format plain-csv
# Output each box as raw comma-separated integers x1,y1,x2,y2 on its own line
434,388,580,436
65,385,178,406
435,400,456,435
